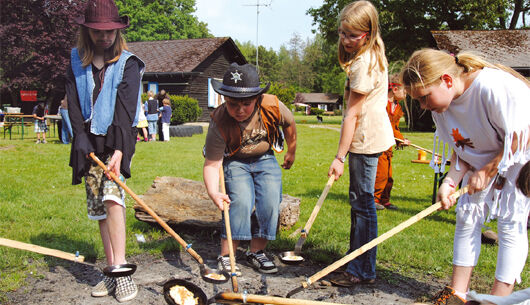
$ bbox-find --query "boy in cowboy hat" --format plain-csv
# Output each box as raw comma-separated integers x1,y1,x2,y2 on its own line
203,63,297,274
65,0,144,302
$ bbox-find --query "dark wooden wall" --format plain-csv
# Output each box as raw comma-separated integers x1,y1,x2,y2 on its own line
141,42,246,122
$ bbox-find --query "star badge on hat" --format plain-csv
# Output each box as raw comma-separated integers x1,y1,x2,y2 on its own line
230,71,243,83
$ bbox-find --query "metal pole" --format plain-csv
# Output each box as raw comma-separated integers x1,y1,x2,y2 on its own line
256,0,259,73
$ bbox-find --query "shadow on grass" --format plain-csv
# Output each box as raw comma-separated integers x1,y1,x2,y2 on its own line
30,233,101,286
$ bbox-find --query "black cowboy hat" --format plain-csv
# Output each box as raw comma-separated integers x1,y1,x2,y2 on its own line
74,0,129,30
211,63,270,99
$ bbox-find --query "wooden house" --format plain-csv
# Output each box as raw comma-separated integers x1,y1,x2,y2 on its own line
293,93,342,114
128,37,247,121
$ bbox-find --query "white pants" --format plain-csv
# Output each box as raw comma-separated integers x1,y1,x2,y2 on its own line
453,201,529,284
162,123,170,141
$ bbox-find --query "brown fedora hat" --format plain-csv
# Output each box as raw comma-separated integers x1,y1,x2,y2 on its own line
74,0,129,30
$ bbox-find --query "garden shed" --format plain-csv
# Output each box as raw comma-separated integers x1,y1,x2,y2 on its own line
128,37,247,121
431,29,530,77
293,93,342,113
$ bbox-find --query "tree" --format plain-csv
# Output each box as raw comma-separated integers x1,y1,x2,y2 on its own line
0,0,84,107
115,0,211,42
308,0,525,61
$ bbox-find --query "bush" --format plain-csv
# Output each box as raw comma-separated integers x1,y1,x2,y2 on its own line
333,109,342,116
168,94,202,125
141,92,148,102
310,107,324,115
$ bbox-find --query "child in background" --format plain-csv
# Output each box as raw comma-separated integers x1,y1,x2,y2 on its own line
144,90,158,141
32,102,48,144
159,98,172,142
136,103,148,142
374,74,410,210
66,0,144,301
401,49,529,303
328,1,394,287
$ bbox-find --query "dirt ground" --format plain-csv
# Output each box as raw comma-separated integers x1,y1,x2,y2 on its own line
6,231,448,305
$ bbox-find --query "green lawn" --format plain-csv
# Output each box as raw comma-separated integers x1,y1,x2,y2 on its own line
0,120,528,300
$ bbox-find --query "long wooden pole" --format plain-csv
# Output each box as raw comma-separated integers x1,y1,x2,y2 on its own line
89,153,204,264
216,291,350,305
289,186,468,294
219,167,238,292
294,175,335,254
0,237,85,262
395,137,441,157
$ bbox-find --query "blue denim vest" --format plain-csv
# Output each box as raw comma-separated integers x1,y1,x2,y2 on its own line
71,48,144,135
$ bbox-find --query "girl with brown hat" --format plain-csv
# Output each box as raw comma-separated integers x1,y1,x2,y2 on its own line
65,0,144,302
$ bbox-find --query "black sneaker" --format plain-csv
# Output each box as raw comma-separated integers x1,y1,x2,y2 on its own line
383,203,398,210
246,250,278,274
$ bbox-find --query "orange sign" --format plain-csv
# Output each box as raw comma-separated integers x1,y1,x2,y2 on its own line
20,90,37,102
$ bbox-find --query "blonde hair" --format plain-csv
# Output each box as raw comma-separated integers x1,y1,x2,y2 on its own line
400,48,530,91
147,90,155,98
162,98,171,106
76,26,128,67
338,1,387,72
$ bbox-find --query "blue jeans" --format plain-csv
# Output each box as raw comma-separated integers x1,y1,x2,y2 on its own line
345,152,380,280
60,108,73,144
222,151,282,240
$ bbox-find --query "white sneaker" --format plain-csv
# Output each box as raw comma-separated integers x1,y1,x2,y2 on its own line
217,255,242,276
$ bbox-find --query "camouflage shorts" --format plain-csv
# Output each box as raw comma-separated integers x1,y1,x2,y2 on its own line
85,157,126,220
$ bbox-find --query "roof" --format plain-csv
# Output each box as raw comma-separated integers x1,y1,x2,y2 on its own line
431,30,530,68
294,93,341,104
128,37,244,73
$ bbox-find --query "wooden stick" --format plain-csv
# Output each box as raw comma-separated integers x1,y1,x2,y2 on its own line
395,137,441,157
294,175,334,254
302,186,469,288
89,153,204,265
217,291,350,305
219,167,238,293
0,237,85,263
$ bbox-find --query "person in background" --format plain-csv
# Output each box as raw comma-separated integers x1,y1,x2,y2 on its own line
59,95,74,144
374,73,410,210
401,48,529,303
203,63,297,275
144,90,158,142
66,0,144,301
156,89,168,141
328,1,394,287
32,101,48,144
136,102,148,142
159,97,172,142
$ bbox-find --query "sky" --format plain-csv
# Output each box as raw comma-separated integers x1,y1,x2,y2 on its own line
194,0,325,51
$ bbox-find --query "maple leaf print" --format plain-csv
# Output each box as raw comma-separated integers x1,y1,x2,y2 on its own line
451,128,475,150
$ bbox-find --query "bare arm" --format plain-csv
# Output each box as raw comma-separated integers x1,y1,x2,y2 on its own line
328,89,366,180
203,158,231,211
437,152,470,210
281,123,297,169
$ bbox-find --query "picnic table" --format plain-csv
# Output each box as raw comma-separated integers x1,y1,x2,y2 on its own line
2,113,60,140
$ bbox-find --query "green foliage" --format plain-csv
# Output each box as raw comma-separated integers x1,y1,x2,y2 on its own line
308,0,523,61
310,107,325,115
141,92,148,102
115,0,211,42
168,94,202,124
267,82,297,107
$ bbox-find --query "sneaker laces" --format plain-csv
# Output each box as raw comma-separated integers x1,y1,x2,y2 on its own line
254,252,270,264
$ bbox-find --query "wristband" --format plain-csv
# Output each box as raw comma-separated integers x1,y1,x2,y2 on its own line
442,177,456,188
335,154,346,163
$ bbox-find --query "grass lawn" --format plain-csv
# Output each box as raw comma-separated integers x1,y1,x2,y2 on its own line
0,119,528,301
